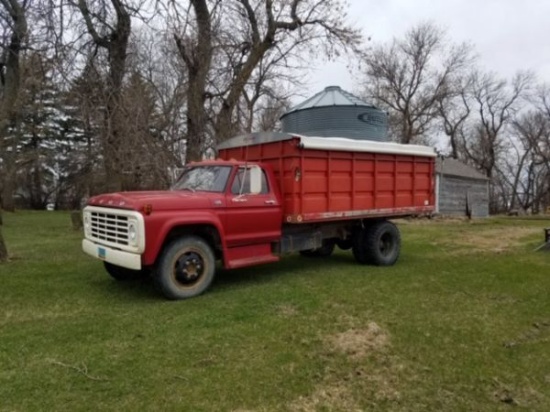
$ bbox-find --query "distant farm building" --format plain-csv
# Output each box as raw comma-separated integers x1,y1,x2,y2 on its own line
435,157,489,218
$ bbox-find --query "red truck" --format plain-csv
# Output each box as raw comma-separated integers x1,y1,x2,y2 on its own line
82,133,435,299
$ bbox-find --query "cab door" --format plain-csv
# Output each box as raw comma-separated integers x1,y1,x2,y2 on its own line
224,166,282,247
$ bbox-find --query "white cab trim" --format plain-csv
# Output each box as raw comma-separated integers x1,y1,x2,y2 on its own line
82,239,142,270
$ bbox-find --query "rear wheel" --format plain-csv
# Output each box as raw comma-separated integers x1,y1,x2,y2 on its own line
352,221,401,266
104,262,147,281
154,236,215,300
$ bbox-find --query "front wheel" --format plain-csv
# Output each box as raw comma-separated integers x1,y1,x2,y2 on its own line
352,221,401,266
154,236,215,300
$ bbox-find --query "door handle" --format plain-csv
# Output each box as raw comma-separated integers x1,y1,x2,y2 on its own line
232,197,247,203
264,200,276,205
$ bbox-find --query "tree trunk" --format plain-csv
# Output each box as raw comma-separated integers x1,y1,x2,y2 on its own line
1,162,16,211
185,73,209,162
71,210,83,231
76,0,131,192
102,101,125,192
177,0,212,163
0,1,27,212
0,211,7,262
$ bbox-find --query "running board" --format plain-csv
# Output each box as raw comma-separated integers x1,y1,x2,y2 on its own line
227,255,280,269
225,243,280,269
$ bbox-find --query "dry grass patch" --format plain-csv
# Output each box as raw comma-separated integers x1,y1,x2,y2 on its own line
491,378,547,408
274,303,299,317
326,322,390,360
1,307,86,327
436,227,540,255
288,322,398,411
288,383,360,412
456,227,538,251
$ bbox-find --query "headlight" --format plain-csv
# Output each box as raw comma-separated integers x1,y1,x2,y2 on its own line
83,212,91,236
128,221,138,245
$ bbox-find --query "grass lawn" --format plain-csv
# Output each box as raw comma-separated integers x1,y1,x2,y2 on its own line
1,211,550,411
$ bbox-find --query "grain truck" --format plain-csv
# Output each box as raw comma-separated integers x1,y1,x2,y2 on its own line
82,132,436,299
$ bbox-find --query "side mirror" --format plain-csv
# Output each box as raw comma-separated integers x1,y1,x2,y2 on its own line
249,166,262,195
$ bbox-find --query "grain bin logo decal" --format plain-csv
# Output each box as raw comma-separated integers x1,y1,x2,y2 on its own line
357,112,385,125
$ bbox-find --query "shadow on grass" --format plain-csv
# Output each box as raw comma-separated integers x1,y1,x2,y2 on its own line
88,274,161,302
213,252,358,290
86,252,359,301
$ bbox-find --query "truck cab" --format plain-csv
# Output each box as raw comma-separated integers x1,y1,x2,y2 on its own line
82,160,283,299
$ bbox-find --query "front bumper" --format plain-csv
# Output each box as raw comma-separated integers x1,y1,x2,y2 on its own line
82,239,142,270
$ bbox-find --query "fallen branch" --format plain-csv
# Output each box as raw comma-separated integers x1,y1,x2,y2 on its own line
48,359,109,381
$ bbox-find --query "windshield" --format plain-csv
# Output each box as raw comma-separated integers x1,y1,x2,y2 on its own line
172,166,232,193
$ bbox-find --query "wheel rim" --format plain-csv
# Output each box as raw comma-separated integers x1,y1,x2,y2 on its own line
379,232,394,256
172,250,206,288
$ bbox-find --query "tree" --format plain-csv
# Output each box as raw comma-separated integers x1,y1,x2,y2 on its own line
462,71,533,180
437,74,473,158
72,0,132,192
15,53,60,209
117,70,176,189
62,59,107,202
164,0,362,162
0,0,28,261
0,0,28,214
528,85,550,211
360,22,473,144
496,111,549,212
453,71,534,213
11,52,94,210
127,28,190,174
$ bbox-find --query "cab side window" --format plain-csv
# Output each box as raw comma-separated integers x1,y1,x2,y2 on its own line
231,167,269,195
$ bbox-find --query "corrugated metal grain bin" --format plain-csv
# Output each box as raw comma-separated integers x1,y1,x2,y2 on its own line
218,133,436,223
280,86,389,141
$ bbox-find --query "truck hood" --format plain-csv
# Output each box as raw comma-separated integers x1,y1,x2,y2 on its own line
87,190,222,211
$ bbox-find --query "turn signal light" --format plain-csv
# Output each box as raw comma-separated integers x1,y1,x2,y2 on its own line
142,204,153,215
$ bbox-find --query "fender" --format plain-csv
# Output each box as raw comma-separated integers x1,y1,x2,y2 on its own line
141,210,227,266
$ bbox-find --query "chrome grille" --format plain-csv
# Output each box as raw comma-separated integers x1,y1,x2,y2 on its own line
90,211,129,246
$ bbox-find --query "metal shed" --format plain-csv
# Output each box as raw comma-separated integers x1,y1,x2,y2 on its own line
435,157,489,217
280,86,389,141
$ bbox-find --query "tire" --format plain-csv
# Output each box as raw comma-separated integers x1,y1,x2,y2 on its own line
300,239,336,257
336,238,353,250
104,262,147,281
352,221,401,266
154,236,215,300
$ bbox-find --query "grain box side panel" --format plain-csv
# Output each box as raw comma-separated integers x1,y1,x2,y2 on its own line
291,149,434,223
353,152,375,211
300,150,329,216
220,138,435,224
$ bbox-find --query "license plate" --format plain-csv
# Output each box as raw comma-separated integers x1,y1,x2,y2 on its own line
98,247,106,259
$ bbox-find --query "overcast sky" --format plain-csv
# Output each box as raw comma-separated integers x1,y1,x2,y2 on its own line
304,0,550,99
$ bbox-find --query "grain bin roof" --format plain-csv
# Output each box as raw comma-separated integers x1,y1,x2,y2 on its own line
282,86,374,116
436,157,489,180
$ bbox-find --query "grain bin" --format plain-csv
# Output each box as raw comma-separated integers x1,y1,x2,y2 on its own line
280,86,388,141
